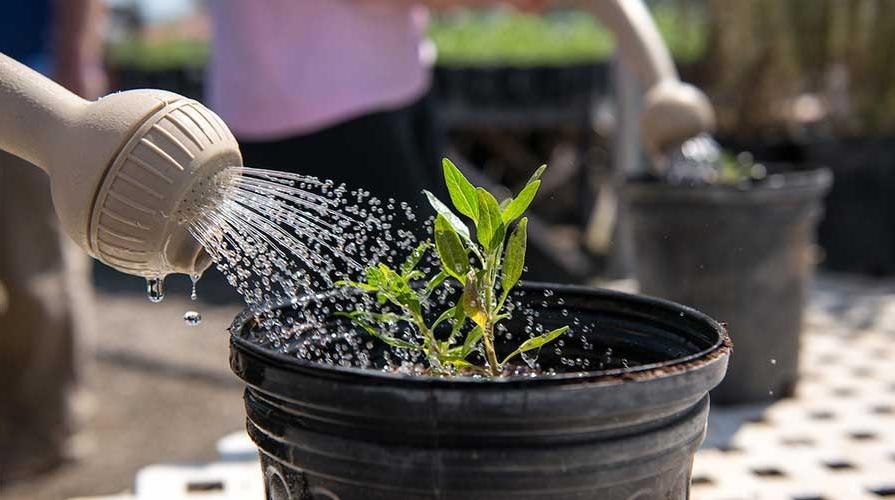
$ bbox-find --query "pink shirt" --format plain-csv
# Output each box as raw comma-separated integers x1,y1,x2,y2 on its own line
208,1,429,140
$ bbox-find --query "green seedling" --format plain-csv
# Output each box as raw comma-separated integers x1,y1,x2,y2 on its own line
719,151,768,185
338,159,568,376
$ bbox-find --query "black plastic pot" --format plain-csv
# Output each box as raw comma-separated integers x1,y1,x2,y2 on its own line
624,169,831,405
230,283,729,499
804,138,895,275
432,62,608,110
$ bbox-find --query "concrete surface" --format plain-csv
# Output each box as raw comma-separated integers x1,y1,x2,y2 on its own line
0,278,245,500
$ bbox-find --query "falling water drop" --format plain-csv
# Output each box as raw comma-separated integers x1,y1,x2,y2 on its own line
184,311,202,326
190,274,199,301
146,277,165,303
520,351,538,369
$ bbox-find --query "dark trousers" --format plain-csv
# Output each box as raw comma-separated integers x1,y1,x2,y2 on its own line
239,93,448,209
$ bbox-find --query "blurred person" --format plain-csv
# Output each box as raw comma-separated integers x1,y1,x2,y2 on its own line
0,0,103,481
208,0,546,207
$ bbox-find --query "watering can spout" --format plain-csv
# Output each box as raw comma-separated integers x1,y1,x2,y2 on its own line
574,0,717,156
0,53,242,278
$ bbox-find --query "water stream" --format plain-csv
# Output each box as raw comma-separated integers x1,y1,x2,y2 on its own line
183,166,422,311
154,164,655,374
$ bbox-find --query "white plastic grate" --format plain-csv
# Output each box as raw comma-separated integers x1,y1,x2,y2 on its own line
692,276,895,500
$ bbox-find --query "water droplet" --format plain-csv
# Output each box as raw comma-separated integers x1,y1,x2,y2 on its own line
190,274,200,301
146,277,165,303
183,310,202,326
521,351,538,369
770,358,777,365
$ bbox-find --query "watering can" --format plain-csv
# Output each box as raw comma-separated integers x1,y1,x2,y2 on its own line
574,0,716,157
0,53,241,279
0,0,712,280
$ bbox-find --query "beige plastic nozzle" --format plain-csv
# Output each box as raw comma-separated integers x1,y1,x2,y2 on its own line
0,53,241,278
573,0,717,156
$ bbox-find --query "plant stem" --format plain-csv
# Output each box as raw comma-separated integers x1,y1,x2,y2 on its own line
482,321,500,376
411,311,443,368
482,250,501,376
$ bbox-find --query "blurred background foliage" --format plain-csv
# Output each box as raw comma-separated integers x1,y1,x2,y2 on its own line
104,0,895,139
428,3,707,66
702,0,895,138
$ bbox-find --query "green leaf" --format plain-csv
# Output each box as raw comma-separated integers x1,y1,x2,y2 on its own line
502,217,527,296
345,315,421,351
502,326,569,365
335,310,403,324
431,305,458,330
475,188,505,251
434,215,470,282
424,190,471,242
424,270,448,297
364,265,385,288
336,279,378,292
527,164,547,185
443,358,487,374
447,305,467,345
404,270,424,281
375,263,421,316
400,241,432,278
499,198,512,210
460,326,483,358
501,180,540,224
334,310,363,320
461,271,488,329
442,158,479,222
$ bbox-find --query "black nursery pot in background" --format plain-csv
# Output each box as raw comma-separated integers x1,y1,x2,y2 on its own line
432,62,608,109
624,169,832,405
804,138,895,276
230,283,730,500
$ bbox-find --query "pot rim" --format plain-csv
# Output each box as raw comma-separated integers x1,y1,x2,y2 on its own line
624,167,833,205
230,282,729,388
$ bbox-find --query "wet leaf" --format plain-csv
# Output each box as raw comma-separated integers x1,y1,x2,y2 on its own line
442,158,479,222
501,180,540,224
400,241,433,278
444,358,487,374
501,326,569,365
424,270,448,297
432,305,459,329
460,326,483,358
424,190,471,242
461,272,488,329
404,270,424,281
335,310,403,324
447,305,467,345
475,188,505,251
374,263,421,316
502,217,527,295
364,265,385,288
434,215,469,282
335,279,378,292
338,313,421,351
